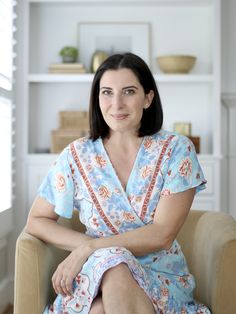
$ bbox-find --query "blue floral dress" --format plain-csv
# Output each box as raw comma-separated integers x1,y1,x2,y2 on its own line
39,130,211,314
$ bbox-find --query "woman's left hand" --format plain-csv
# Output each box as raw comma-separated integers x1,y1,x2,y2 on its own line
52,241,93,297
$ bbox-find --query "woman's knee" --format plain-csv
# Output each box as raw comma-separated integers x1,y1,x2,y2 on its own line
101,263,134,290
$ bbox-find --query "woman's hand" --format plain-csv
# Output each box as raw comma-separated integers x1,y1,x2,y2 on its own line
52,241,93,297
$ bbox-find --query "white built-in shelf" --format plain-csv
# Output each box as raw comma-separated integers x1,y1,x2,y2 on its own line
28,73,214,84
21,0,222,212
29,0,212,6
27,154,59,161
28,74,94,83
153,74,214,83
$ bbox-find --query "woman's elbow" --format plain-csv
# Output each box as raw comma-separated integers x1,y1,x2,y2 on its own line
25,215,36,235
159,231,175,251
25,213,43,237
162,237,174,250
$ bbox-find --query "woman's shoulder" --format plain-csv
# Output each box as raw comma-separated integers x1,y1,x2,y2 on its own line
151,130,196,158
153,129,190,145
53,136,93,162
72,135,92,148
72,135,100,149
69,136,101,157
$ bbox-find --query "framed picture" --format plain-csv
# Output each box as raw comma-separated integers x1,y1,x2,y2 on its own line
78,22,150,71
174,122,192,136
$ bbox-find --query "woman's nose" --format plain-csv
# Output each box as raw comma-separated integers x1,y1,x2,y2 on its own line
112,93,124,108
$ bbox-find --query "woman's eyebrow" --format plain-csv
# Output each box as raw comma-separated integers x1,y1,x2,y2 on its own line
100,85,139,90
100,87,112,90
122,85,138,90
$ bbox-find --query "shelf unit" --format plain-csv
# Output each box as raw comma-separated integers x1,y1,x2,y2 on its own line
18,0,225,212
28,73,214,83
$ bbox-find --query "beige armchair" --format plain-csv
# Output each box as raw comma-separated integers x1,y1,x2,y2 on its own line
14,210,236,314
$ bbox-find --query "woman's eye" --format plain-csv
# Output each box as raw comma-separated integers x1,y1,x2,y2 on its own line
102,90,112,96
124,89,135,95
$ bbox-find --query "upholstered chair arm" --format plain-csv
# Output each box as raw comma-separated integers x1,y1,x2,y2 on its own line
14,229,68,314
191,212,236,314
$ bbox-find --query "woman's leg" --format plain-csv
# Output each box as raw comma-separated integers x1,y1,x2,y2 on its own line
101,263,155,314
89,295,105,314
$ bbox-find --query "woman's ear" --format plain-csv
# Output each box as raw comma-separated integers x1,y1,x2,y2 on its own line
144,90,154,109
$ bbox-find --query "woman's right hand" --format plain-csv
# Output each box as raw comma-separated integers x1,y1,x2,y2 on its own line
52,241,94,297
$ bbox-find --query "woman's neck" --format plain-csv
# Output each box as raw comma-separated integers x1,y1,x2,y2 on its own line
103,131,142,152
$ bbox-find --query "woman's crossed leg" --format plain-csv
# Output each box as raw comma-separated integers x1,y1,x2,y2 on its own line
89,263,155,314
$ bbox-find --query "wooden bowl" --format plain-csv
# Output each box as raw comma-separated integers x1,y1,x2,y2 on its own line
157,55,197,74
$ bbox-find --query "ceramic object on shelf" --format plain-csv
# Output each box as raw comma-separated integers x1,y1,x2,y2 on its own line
91,50,109,73
157,55,197,74
62,56,76,63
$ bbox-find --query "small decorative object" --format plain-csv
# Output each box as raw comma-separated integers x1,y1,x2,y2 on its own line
157,55,197,74
51,129,88,153
48,63,86,74
173,122,200,153
91,50,109,73
188,136,200,154
59,111,89,130
174,122,192,136
50,111,89,153
59,46,78,63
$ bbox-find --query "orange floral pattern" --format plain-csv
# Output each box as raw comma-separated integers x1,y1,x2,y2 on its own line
95,154,107,168
179,157,192,177
55,173,66,192
123,212,136,222
98,185,111,199
141,165,153,179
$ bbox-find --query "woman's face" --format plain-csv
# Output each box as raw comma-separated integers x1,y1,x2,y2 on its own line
99,68,153,135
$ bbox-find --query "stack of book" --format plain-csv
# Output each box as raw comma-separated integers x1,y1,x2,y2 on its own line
48,63,86,74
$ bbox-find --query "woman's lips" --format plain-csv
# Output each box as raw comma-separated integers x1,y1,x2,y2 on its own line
111,114,129,120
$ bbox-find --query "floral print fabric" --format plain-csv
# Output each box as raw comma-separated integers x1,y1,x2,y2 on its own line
39,130,210,313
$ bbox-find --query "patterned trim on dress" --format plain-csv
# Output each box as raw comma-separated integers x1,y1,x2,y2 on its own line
70,142,119,235
140,135,175,221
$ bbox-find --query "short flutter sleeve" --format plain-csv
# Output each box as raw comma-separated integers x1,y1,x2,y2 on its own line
161,135,206,196
38,146,74,218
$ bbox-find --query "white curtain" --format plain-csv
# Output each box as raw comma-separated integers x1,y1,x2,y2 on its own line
0,0,16,212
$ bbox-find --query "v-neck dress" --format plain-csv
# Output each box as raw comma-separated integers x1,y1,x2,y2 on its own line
39,129,211,314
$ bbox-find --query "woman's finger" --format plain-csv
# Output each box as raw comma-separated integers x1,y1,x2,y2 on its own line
51,246,86,296
65,275,74,295
60,278,68,296
52,272,59,295
52,267,67,297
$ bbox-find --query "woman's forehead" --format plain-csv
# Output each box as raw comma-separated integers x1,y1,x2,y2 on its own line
100,68,140,87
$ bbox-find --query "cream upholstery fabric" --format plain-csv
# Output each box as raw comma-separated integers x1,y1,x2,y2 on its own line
14,210,236,314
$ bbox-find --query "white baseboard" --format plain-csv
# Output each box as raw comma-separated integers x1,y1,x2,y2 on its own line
0,276,14,313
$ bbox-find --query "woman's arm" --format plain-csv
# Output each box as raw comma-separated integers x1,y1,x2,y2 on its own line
26,196,92,251
50,188,195,296
88,187,196,256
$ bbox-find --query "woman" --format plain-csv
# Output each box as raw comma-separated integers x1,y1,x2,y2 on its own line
26,53,211,314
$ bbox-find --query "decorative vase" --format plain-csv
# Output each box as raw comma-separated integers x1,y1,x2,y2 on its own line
91,50,109,73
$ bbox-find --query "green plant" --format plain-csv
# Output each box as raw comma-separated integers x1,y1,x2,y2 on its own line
59,46,78,58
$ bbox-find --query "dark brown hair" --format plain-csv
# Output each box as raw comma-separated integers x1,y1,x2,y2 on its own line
89,52,163,140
